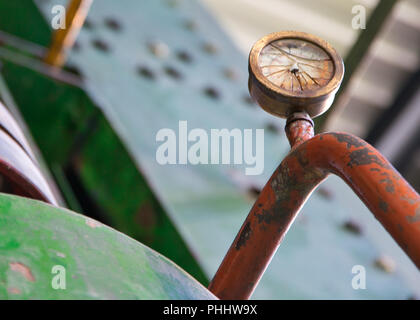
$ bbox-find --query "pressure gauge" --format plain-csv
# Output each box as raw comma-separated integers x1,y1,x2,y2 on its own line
248,31,344,119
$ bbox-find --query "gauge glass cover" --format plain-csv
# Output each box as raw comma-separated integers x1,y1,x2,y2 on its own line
258,39,334,93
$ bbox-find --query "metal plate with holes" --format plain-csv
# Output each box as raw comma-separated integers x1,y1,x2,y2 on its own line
23,0,420,299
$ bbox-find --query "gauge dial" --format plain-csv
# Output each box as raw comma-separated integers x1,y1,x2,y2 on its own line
248,31,344,119
258,39,334,93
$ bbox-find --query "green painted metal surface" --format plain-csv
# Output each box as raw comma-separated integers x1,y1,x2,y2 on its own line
0,0,417,299
0,192,216,299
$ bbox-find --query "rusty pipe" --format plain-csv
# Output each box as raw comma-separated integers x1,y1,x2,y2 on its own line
209,125,420,299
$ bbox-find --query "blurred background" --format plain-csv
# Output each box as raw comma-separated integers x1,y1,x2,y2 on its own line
0,0,418,299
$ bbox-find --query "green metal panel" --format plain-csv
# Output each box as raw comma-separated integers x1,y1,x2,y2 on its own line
0,192,216,300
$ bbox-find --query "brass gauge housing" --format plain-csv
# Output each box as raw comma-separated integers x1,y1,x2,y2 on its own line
248,31,344,119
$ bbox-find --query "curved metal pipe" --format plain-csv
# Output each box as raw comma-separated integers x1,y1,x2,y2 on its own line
209,132,420,300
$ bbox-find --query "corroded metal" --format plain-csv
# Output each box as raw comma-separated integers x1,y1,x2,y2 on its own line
285,111,314,148
44,0,93,67
248,31,344,119
209,131,420,299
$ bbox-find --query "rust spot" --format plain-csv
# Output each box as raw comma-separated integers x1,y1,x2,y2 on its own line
86,218,101,228
379,176,395,194
7,287,21,295
260,161,325,228
406,206,420,224
330,133,367,149
9,262,35,282
401,195,417,205
293,147,310,167
347,148,386,168
256,203,294,230
379,199,388,213
235,222,252,250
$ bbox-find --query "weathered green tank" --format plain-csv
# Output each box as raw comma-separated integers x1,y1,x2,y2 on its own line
0,193,216,299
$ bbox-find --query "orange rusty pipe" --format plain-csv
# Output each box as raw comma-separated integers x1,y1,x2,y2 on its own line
285,111,314,149
45,0,93,67
209,130,420,300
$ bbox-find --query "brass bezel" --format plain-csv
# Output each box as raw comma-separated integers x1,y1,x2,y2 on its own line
248,31,344,118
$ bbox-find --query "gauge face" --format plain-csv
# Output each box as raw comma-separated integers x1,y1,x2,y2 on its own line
258,39,334,93
248,32,344,119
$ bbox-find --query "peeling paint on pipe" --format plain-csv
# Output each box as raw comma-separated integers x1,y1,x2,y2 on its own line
209,132,420,300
